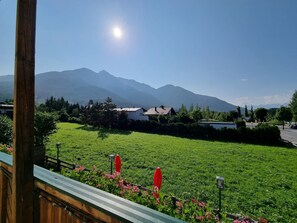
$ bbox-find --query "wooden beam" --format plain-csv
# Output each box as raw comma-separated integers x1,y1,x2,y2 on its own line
12,0,37,223
0,169,8,222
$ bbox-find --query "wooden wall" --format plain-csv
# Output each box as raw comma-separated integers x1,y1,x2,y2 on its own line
0,162,13,223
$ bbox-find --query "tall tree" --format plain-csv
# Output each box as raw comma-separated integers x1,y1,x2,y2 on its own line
290,90,297,122
102,97,117,128
237,106,242,118
88,99,94,106
227,110,238,121
255,108,268,122
276,106,293,129
250,106,255,121
177,104,192,123
214,112,228,122
81,97,117,128
179,104,188,114
267,108,278,121
244,105,249,117
190,106,202,122
189,104,194,112
202,106,211,120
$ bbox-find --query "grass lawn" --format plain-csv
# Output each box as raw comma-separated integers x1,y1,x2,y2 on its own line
46,122,297,222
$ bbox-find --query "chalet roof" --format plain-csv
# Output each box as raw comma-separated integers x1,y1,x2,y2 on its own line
114,107,145,112
144,106,175,115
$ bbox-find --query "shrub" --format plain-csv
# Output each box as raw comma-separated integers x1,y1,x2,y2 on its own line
34,111,57,147
235,120,246,128
0,115,13,145
253,123,280,145
68,116,81,123
58,109,70,122
126,120,282,146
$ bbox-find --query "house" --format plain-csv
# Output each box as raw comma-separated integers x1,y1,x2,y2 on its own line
199,121,236,129
114,107,149,121
0,104,13,118
144,106,176,117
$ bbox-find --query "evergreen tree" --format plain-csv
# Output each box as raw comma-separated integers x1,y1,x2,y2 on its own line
177,104,191,123
88,99,94,106
250,106,255,121
179,104,188,114
81,98,117,128
227,110,238,121
290,90,297,122
244,105,249,117
202,106,211,120
189,104,194,112
237,106,241,118
190,106,202,122
102,97,117,128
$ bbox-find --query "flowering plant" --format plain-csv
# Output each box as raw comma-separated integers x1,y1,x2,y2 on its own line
0,144,13,155
61,168,239,222
1,152,268,223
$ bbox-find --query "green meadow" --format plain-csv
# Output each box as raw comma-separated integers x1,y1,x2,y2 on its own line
46,123,297,222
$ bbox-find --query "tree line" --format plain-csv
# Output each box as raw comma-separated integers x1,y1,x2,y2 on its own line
23,90,297,129
1,90,296,148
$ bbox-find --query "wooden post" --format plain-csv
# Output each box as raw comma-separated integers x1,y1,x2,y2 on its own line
12,0,37,223
0,170,8,222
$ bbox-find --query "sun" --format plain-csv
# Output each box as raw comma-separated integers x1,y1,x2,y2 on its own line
113,27,122,39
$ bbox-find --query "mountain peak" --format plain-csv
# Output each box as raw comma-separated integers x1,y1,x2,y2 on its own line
66,67,94,73
161,84,176,88
98,69,110,74
98,69,115,77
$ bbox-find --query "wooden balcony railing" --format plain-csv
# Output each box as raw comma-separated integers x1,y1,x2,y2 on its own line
0,152,185,223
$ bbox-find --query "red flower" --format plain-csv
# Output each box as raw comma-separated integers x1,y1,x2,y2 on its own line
176,201,183,209
259,218,268,223
74,165,86,172
156,198,160,205
132,185,140,193
197,216,204,221
198,201,206,209
105,173,115,179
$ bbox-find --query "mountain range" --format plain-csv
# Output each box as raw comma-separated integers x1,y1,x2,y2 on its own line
0,68,236,112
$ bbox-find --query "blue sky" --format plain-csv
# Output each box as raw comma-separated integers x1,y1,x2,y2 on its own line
1,0,297,107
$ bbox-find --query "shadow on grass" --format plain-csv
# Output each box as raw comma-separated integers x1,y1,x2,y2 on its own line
76,125,132,136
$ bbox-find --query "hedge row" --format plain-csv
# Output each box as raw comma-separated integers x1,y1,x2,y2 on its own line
125,121,281,146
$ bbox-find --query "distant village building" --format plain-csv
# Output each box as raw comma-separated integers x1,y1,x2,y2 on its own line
199,121,236,129
114,108,149,121
144,106,176,117
0,104,13,118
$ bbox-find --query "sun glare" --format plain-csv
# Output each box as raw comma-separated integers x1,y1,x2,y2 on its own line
113,27,122,39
